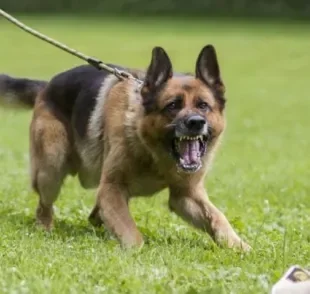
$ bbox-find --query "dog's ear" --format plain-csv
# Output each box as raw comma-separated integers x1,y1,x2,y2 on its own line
142,47,173,93
195,45,225,94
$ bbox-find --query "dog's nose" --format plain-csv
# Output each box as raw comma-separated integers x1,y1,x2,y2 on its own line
185,115,206,131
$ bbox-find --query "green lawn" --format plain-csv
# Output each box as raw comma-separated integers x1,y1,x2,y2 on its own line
0,15,310,293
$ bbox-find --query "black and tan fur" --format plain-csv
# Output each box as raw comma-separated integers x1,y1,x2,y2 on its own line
0,45,250,251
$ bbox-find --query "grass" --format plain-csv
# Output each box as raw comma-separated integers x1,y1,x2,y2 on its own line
1,15,310,293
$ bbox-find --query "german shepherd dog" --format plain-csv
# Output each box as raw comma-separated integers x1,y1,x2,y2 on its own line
0,45,250,251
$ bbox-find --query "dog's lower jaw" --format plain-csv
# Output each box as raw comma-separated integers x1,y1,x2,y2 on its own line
172,135,208,173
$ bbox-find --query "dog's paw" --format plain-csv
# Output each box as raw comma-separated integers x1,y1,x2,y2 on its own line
88,213,104,227
35,218,54,231
215,231,252,252
36,205,53,231
88,205,104,227
120,232,145,250
230,239,252,252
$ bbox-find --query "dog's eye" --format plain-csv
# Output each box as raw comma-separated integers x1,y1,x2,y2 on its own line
197,101,210,111
165,100,181,112
167,102,177,110
163,96,183,113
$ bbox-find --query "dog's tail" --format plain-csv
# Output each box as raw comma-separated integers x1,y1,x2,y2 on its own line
0,74,48,108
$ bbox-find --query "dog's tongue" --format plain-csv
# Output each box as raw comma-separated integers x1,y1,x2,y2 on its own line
179,140,200,165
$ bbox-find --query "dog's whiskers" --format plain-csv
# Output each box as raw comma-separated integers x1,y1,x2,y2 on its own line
165,123,177,129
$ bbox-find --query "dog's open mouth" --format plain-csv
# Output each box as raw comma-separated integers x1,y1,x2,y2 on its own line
172,135,208,173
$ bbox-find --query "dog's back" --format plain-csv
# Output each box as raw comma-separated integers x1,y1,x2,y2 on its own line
0,64,112,110
0,63,144,109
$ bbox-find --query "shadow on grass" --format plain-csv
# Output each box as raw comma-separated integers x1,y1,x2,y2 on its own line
1,208,217,250
139,225,217,251
0,208,109,240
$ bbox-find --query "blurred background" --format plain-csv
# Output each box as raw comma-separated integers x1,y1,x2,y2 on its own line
1,2,310,293
1,0,310,19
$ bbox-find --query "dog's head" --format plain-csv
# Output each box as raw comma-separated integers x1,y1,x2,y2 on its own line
139,45,226,173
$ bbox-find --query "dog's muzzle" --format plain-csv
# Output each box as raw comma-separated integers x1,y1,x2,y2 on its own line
171,114,209,173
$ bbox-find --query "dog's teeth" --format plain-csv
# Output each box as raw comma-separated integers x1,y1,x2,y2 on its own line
179,136,204,141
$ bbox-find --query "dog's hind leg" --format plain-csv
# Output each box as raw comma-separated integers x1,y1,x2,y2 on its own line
30,102,71,230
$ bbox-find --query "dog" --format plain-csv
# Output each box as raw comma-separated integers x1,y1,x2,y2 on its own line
0,45,250,251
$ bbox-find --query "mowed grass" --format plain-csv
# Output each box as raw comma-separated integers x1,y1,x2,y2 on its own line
1,15,310,293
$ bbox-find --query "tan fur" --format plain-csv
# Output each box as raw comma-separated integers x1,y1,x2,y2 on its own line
30,96,74,229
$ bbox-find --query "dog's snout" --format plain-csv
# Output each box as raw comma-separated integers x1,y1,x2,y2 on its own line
185,115,206,131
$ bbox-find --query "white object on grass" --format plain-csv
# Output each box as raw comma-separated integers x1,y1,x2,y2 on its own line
271,265,310,294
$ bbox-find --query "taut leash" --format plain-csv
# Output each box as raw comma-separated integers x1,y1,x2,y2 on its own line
0,9,143,85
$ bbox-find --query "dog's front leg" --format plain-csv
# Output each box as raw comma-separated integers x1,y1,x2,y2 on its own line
169,184,251,251
94,176,144,248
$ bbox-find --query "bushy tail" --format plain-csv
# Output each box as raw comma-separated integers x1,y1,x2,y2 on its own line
0,74,48,108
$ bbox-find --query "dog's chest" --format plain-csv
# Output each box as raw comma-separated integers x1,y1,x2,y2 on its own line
127,165,166,197
128,176,166,197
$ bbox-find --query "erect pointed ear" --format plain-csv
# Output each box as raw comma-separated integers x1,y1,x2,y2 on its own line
143,47,173,93
195,45,225,93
